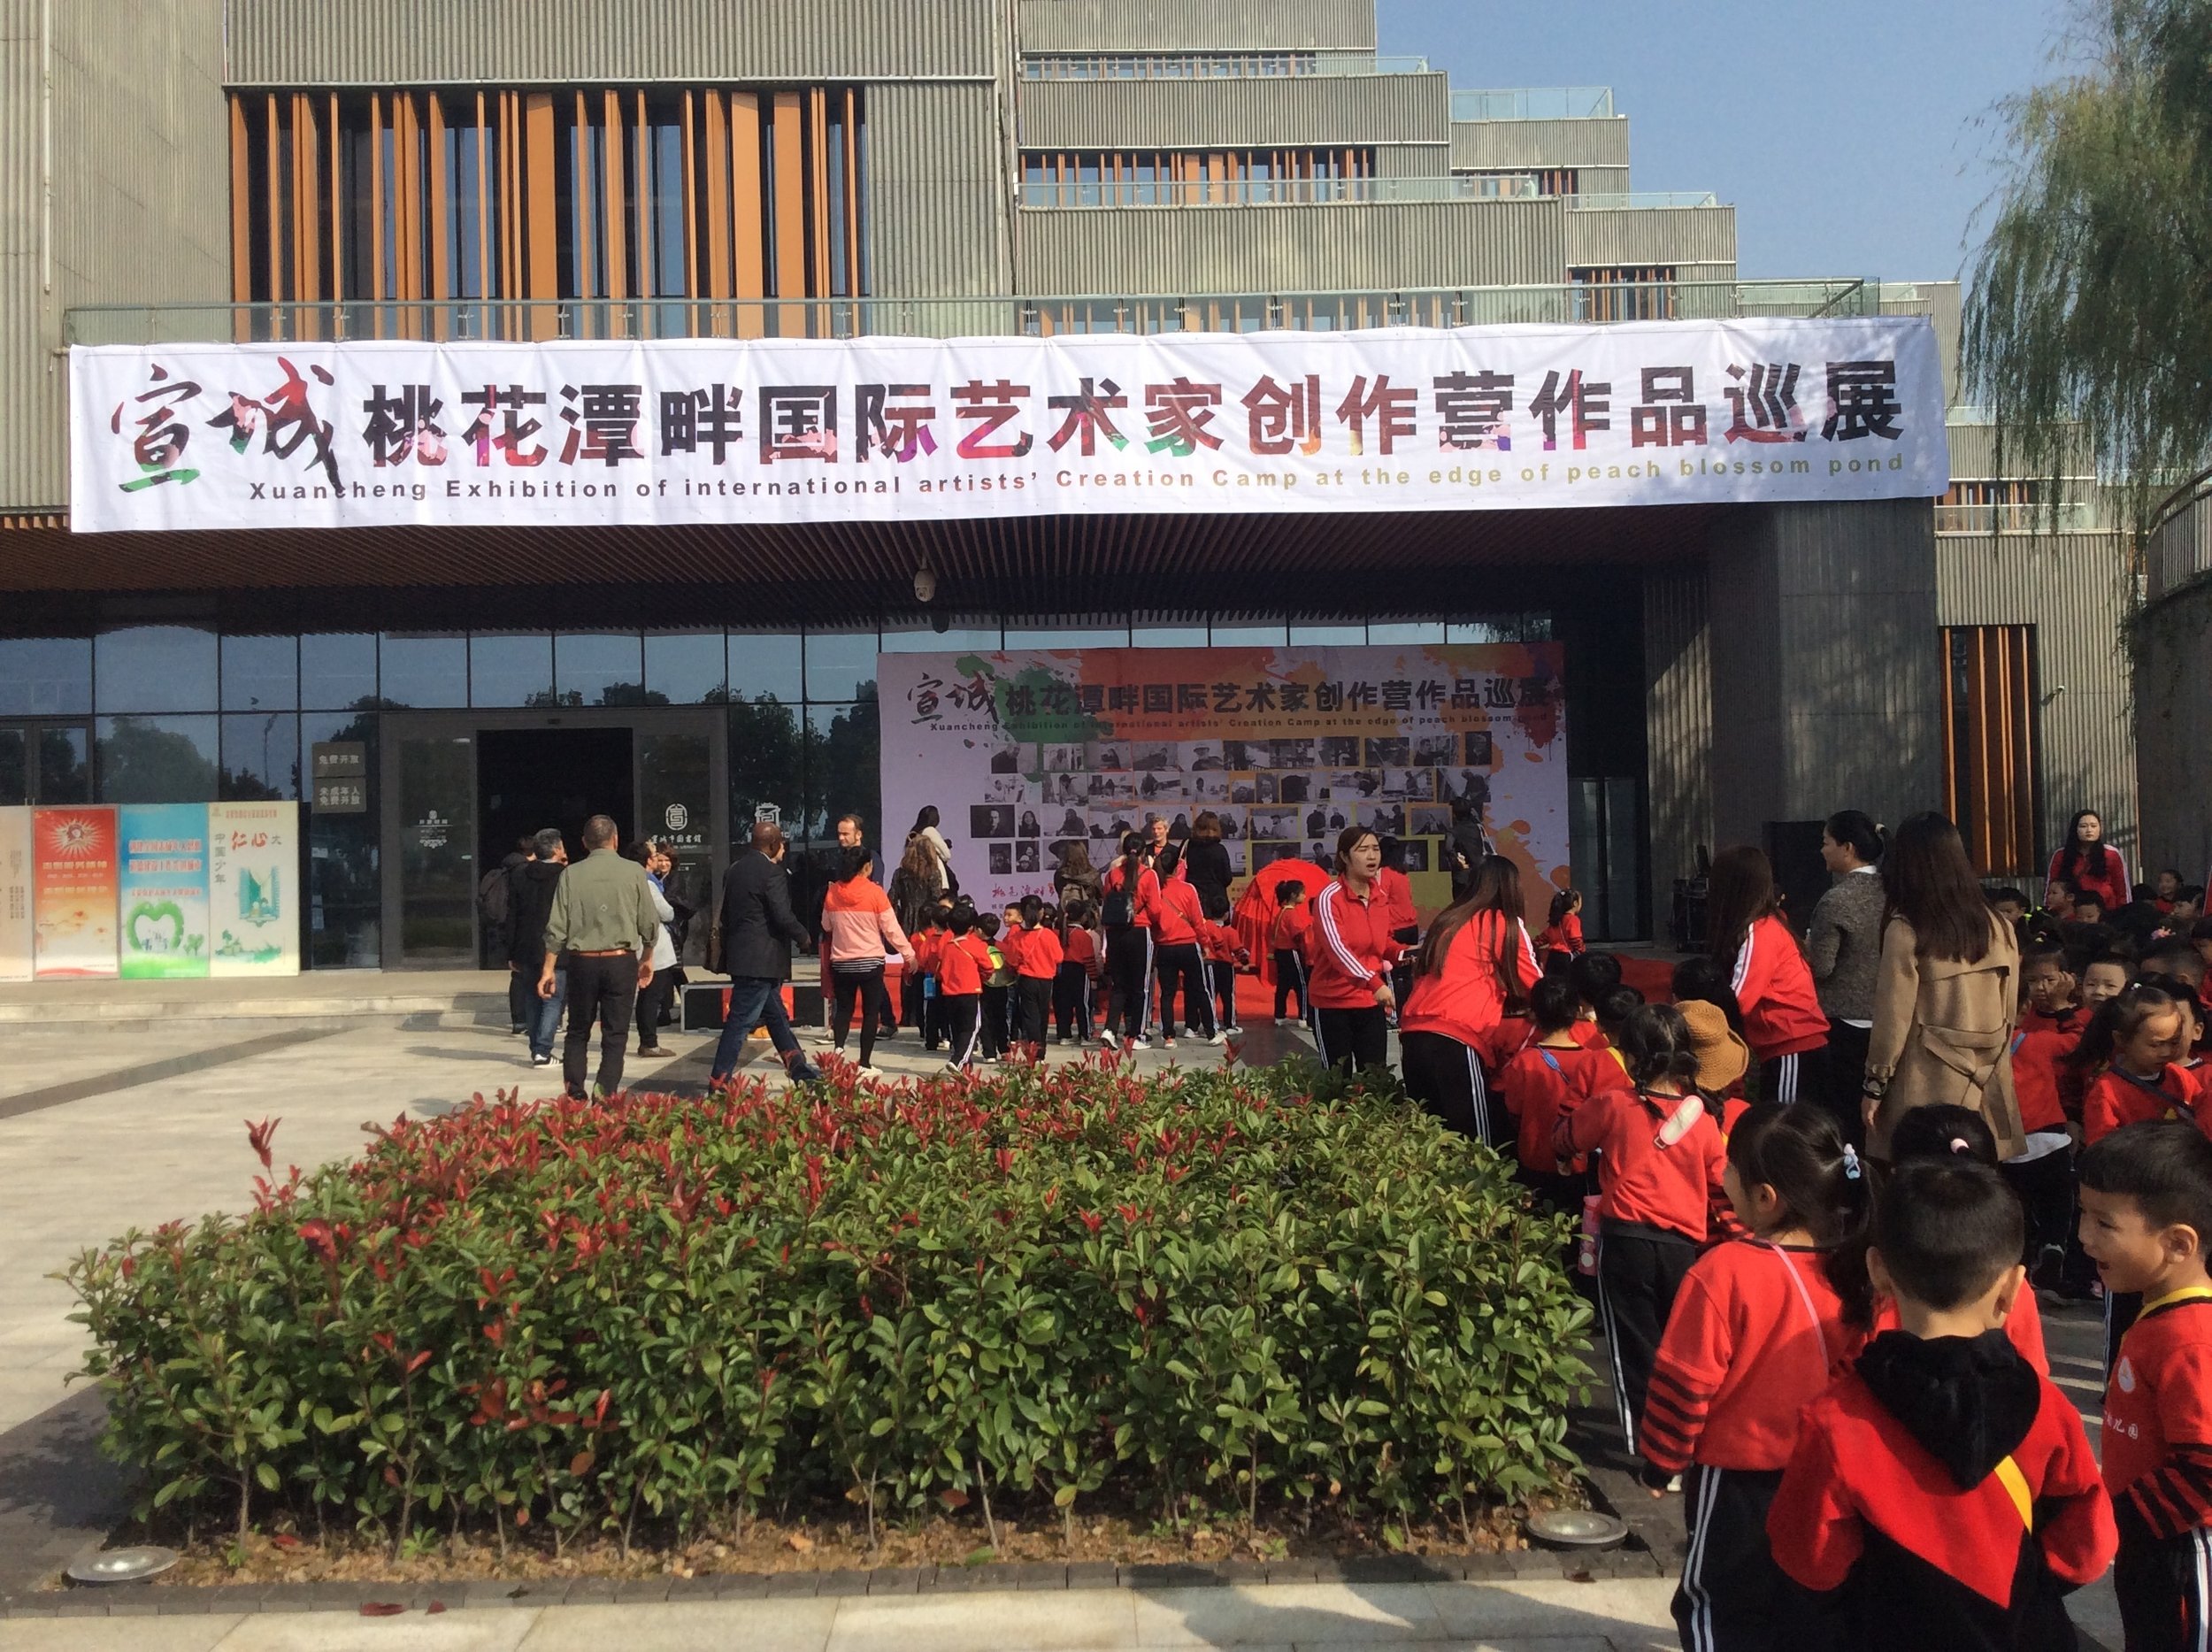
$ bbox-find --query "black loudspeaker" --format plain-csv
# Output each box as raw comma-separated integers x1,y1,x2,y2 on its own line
1763,820,1830,937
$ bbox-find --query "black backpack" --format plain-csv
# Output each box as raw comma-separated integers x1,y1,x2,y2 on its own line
1101,858,1140,928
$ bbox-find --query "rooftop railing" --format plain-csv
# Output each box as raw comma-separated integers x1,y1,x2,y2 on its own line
1568,191,1722,211
1934,500,2103,534
65,279,1875,348
1016,176,1722,210
1018,50,1433,81
1450,87,1616,122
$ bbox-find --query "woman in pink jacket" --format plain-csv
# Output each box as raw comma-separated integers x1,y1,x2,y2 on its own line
820,845,916,1073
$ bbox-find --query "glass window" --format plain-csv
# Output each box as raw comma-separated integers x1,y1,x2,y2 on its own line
37,726,90,803
95,626,218,713
803,630,878,702
727,696,804,839
96,714,220,803
557,633,644,706
0,637,91,716
471,634,554,707
301,634,378,709
729,631,803,703
0,728,22,805
222,711,300,801
1445,620,1512,645
643,632,728,703
805,700,881,847
303,711,380,969
221,634,298,711
1209,621,1287,646
377,634,466,708
881,621,1001,654
1003,624,1129,649
1133,626,1207,649
1367,622,1447,644
1288,624,1367,647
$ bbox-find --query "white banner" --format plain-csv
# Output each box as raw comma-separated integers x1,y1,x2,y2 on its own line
207,802,300,976
71,318,1947,534
878,643,1569,917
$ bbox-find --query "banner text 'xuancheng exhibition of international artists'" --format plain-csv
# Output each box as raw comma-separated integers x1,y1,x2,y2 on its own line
72,317,1948,534
876,644,1568,916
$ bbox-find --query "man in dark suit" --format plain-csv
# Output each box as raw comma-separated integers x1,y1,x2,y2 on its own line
709,820,820,1084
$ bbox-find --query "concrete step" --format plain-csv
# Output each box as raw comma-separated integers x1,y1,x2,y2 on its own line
0,971,513,1027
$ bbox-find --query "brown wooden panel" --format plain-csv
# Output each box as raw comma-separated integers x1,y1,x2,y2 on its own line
730,92,764,335
369,93,386,325
329,93,343,310
841,89,860,298
634,91,652,307
290,94,315,311
229,96,251,320
809,86,831,311
772,91,805,314
703,89,732,330
524,92,557,338
473,91,489,310
570,92,595,330
603,89,626,304
681,91,699,330
427,93,449,334
265,95,284,305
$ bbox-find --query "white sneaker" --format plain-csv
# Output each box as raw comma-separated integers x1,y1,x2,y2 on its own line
1100,1031,1119,1048
1275,1016,1297,1026
1163,1037,1177,1049
1222,1025,1242,1036
1131,1037,1151,1050
1205,1031,1226,1045
530,1053,552,1067
856,1064,882,1077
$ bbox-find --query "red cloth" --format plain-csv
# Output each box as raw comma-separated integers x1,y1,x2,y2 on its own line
1640,1240,1863,1476
1101,862,1161,929
1769,1364,2116,1613
2083,1062,2206,1145
1004,924,1063,980
1558,1086,1726,1241
2102,1294,2212,1537
1399,909,1542,1062
1232,859,1332,987
1729,914,1831,1061
2048,844,2131,914
1869,1289,2048,1377
1305,878,1395,1010
1498,1040,1624,1174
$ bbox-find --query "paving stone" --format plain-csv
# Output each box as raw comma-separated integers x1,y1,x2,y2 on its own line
1119,1561,1223,1589
1004,1561,1067,1591
560,1578,619,1603
53,1594,111,1616
1064,1561,1118,1589
189,1585,269,1612
610,1577,672,1603
1460,1551,1518,1580
102,1594,165,1615
864,1566,923,1594
763,1571,822,1597
713,1571,770,1599
816,1567,873,1595
1263,1561,1321,1584
1216,1560,1271,1584
256,1584,316,1610
661,1574,722,1602
6,1602,64,1617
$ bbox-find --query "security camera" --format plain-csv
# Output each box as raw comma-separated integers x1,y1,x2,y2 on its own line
913,562,937,604
931,611,950,635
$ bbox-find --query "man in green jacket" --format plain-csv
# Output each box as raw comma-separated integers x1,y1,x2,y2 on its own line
538,813,659,1099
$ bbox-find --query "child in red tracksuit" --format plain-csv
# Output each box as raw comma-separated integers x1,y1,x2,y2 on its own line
1498,975,1627,1214
1539,887,1586,959
1556,1003,1729,1456
1769,1157,2116,1652
1006,895,1063,1060
934,908,991,1069
2009,943,2089,1291
2074,985,2204,1145
2078,1122,2212,1651
1640,1104,1871,1651
1149,846,1216,1045
1201,916,1248,1036
1304,830,1398,1073
1707,846,1829,1104
1271,884,1312,1024
1055,904,1097,1043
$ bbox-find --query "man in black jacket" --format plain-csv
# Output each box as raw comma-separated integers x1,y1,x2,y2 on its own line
507,827,568,1067
709,820,820,1084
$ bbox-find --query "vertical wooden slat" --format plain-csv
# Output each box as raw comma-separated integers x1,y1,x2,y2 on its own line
681,91,699,331
265,95,284,307
703,90,732,333
229,96,251,334
1938,628,1959,832
396,93,423,338
841,88,860,298
603,89,627,305
289,95,312,306
635,91,652,309
497,93,514,334
328,93,343,311
427,93,449,337
730,92,764,336
369,93,386,336
572,92,595,334
771,91,805,319
524,93,557,339
808,87,831,320
473,91,490,311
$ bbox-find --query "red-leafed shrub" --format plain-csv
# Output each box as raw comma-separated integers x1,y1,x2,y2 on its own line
69,1058,1589,1556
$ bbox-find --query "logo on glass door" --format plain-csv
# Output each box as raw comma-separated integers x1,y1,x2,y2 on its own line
663,804,688,832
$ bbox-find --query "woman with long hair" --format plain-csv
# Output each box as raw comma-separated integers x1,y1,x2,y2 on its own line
1803,809,1886,1144
888,837,943,1039
1704,844,1829,1103
2047,808,2131,915
1051,839,1102,911
1305,825,1400,1074
1398,855,1543,1142
907,805,953,895
1181,811,1235,921
1863,811,2024,1158
1098,830,1162,1047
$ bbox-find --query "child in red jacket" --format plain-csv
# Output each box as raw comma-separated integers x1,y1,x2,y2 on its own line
2010,942,2088,1292
1006,895,1064,1061
1270,883,1312,1026
1539,887,1586,959
1201,915,1248,1037
1056,903,1098,1043
1556,1003,1731,1456
2073,983,2203,1145
1499,976,1627,1210
1641,1103,1872,1650
1768,1158,2116,1650
934,906,991,1069
1707,845,1830,1105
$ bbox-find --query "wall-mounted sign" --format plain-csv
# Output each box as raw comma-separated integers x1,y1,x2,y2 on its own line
310,741,366,814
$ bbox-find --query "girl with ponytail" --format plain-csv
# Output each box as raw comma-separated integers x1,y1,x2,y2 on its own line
1555,1003,1730,1458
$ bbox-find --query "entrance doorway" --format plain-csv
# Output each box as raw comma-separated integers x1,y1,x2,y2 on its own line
477,728,634,965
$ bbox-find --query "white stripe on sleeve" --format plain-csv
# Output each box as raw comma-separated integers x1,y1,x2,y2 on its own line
1315,884,1371,982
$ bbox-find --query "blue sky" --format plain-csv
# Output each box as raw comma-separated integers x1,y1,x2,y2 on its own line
1379,0,2081,281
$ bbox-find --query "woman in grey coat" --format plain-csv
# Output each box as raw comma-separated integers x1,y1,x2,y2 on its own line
1804,810,1886,1146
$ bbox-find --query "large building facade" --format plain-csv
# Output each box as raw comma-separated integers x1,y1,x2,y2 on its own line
0,0,2136,968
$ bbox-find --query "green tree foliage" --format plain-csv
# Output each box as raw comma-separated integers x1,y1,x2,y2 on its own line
1964,0,2212,533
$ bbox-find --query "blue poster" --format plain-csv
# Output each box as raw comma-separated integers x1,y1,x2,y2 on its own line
119,803,211,980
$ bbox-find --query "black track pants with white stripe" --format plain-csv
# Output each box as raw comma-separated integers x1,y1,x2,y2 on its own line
1672,1465,1847,1652
1400,1029,1498,1146
2116,1507,2212,1652
1595,1226,1698,1456
1758,1049,1816,1106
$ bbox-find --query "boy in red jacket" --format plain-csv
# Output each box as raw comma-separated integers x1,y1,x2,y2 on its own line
2079,1122,2212,1650
934,906,991,1070
1056,903,1098,1043
1006,895,1064,1062
1270,883,1312,1026
2010,941,2088,1293
1769,1158,2116,1650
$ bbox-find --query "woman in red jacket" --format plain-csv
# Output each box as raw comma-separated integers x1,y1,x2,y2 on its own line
1306,825,1399,1074
1707,845,1829,1105
2047,809,2131,916
1148,844,1217,1045
1399,855,1543,1143
1098,832,1161,1049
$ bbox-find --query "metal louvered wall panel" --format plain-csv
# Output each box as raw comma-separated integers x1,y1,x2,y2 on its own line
1881,281,1962,405
1375,144,1450,178
1018,73,1447,150
2,0,227,512
1936,530,2139,872
1641,563,1714,926
1451,118,1630,172
1016,197,1566,293
2139,497,2212,882
1016,0,1376,53
868,82,1013,302
224,0,999,85
1564,205,1734,275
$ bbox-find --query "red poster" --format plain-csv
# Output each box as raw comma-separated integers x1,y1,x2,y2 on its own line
33,807,119,979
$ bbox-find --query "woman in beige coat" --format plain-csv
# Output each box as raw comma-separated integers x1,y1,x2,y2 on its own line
1862,812,2025,1159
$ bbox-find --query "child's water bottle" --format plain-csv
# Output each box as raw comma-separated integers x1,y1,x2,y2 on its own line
1578,1195,1601,1277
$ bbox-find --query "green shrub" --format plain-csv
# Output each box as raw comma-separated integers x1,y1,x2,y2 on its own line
68,1058,1590,1556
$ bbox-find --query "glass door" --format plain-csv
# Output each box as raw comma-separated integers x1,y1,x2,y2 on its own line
636,715,726,966
382,721,477,967
0,721,92,806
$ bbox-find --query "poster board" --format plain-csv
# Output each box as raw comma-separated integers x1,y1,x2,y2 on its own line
208,801,300,976
877,644,1568,915
118,803,211,979
0,807,30,981
31,806,119,979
